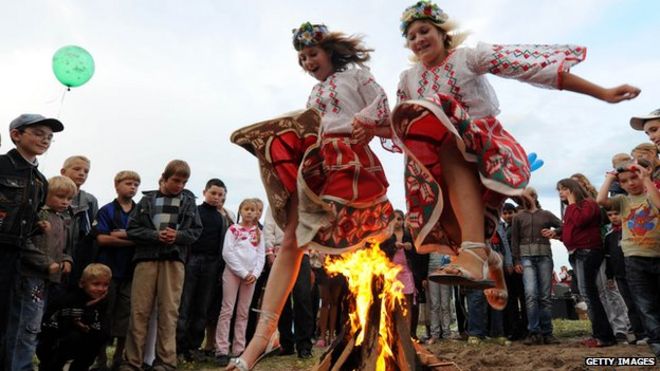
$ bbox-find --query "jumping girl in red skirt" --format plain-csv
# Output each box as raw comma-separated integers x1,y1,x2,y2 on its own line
392,1,640,310
229,22,394,370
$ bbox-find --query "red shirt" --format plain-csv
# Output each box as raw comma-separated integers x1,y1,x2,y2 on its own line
562,199,602,251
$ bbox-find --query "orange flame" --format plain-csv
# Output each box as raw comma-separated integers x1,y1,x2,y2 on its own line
325,243,405,370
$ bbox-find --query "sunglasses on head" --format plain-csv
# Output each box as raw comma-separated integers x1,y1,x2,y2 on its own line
617,159,650,174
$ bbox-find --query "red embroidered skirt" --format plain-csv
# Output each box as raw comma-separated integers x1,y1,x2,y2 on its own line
391,94,530,254
231,109,394,254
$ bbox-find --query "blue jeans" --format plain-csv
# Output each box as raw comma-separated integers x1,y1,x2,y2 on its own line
466,289,487,337
521,256,554,335
625,256,660,357
4,275,48,371
573,249,615,342
176,254,220,354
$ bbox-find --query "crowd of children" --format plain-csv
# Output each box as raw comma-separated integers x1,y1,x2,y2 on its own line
0,110,659,371
0,119,262,371
1,1,658,370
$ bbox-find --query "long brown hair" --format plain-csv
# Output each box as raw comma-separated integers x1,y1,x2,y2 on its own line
570,173,598,199
556,178,589,205
299,32,373,72
523,187,542,210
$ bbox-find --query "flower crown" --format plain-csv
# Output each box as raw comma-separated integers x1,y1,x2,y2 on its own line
292,22,329,50
400,1,449,36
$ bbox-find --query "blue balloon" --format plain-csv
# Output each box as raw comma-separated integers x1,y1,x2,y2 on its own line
530,159,544,172
527,152,537,164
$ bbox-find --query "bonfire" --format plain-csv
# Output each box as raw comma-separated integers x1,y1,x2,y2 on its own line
313,243,461,371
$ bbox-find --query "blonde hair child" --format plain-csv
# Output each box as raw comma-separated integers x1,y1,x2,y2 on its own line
215,198,265,365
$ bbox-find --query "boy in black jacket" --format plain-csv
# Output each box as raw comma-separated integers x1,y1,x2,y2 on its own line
176,178,226,359
4,176,76,370
36,263,111,371
0,114,63,359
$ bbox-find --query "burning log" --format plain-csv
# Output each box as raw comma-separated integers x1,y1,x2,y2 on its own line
313,244,462,371
314,294,461,370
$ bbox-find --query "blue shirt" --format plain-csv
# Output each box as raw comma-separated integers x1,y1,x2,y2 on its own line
94,199,135,279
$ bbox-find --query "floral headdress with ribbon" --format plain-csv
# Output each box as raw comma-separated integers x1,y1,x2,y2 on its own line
292,22,329,51
400,1,449,36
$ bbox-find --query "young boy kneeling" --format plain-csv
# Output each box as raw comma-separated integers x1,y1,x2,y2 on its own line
37,263,112,371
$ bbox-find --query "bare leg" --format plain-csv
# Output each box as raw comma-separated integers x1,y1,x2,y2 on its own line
485,251,508,310
203,325,215,352
227,195,304,370
316,284,330,345
404,294,415,338
438,138,486,257
433,138,507,306
327,282,343,344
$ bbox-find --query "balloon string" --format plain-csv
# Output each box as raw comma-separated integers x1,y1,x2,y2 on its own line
56,87,68,118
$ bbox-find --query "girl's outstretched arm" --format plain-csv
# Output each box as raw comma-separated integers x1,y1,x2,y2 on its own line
560,72,641,103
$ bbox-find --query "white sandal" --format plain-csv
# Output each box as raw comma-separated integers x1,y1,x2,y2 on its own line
228,357,250,371
227,310,280,371
484,249,508,310
428,242,495,289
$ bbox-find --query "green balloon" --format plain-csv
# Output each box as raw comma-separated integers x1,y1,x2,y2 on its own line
52,45,95,88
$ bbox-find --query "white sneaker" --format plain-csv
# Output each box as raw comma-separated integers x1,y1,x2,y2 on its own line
636,337,649,345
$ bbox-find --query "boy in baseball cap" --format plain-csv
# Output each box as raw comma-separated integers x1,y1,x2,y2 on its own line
0,113,64,352
630,109,660,150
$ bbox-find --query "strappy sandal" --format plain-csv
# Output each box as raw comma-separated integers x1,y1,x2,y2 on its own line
428,242,495,289
226,310,280,371
484,249,508,310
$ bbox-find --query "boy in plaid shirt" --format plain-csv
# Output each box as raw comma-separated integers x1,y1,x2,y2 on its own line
120,160,202,371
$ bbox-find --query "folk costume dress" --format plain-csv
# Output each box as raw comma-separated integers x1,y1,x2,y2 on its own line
231,67,394,254
391,42,586,253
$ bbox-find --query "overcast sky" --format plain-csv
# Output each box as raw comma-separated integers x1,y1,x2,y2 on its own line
2,0,658,268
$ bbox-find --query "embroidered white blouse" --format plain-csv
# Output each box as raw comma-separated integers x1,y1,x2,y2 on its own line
222,224,265,279
397,42,586,118
307,67,390,134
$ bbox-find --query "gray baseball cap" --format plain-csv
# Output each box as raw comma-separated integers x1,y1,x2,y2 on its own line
9,114,64,132
630,108,660,131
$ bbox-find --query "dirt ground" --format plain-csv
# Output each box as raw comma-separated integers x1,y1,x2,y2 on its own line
424,338,656,371
181,320,658,370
